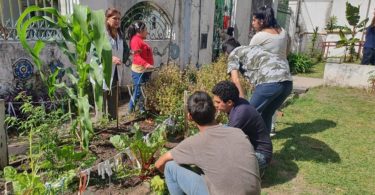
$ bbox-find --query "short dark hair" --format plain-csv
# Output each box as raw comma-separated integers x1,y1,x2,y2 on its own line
253,5,280,30
212,81,239,103
222,37,241,54
187,91,216,126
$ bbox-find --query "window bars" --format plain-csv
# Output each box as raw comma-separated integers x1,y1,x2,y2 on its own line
0,0,78,40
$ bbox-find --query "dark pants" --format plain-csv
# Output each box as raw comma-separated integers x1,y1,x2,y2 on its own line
249,81,293,133
361,47,375,65
104,67,119,120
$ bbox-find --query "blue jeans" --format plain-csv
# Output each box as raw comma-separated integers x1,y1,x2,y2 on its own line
164,161,209,195
361,47,375,65
128,71,151,112
249,81,293,133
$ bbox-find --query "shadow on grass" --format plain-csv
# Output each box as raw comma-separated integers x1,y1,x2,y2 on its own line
262,119,340,187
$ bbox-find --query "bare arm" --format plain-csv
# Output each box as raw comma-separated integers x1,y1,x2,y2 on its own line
155,151,173,173
231,70,245,98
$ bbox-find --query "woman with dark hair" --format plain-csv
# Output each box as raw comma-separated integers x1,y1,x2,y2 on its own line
104,8,125,120
361,10,375,65
228,5,293,136
127,21,154,113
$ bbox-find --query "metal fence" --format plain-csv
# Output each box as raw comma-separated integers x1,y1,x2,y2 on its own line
0,0,77,41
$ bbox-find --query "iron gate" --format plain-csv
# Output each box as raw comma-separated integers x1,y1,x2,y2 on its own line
121,2,172,41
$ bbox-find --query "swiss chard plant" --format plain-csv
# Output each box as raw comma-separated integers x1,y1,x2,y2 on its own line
16,4,112,150
336,2,369,62
110,123,166,178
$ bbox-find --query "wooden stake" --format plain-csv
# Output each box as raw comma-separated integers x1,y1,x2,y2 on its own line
183,90,188,138
0,99,8,169
116,81,119,130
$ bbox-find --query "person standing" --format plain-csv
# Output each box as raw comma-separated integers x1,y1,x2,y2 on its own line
104,8,125,120
228,5,293,135
212,81,272,170
155,91,261,195
127,21,154,113
361,11,375,65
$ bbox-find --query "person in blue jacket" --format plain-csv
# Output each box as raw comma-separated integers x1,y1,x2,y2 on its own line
362,11,375,65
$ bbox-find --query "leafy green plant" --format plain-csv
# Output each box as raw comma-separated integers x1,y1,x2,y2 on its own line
4,94,66,194
325,15,339,32
110,123,166,178
309,27,321,60
150,175,167,195
336,2,369,62
4,94,95,194
288,53,314,74
16,4,112,150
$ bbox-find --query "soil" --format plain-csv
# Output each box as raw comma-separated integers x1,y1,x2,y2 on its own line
2,113,174,194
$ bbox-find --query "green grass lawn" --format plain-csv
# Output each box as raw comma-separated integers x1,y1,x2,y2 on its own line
262,86,375,195
295,62,325,79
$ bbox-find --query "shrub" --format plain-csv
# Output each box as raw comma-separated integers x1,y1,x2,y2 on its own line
288,53,314,74
145,65,188,116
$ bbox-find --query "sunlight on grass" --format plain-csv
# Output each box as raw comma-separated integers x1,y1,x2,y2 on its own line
296,62,325,78
262,86,375,194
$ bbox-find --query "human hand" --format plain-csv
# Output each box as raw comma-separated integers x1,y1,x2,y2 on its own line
145,64,154,69
112,56,122,65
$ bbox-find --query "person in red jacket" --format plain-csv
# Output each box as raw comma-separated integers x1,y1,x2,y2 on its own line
127,21,154,113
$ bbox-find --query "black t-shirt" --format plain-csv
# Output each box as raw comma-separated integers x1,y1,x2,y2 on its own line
228,98,273,160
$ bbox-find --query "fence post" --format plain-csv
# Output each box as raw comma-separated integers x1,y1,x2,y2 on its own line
0,99,9,169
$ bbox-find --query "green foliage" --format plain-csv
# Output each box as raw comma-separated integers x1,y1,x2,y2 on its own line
308,27,322,62
287,53,314,74
16,4,112,150
145,65,188,116
110,123,166,177
336,2,369,62
287,53,313,73
150,175,167,195
4,166,45,195
4,94,95,194
325,16,339,32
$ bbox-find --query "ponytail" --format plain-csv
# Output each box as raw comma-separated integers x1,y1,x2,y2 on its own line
127,20,147,40
253,5,280,30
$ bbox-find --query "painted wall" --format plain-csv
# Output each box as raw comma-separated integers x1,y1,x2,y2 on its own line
0,42,72,97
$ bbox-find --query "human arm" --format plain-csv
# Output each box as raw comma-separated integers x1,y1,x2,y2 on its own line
231,70,246,98
155,151,173,173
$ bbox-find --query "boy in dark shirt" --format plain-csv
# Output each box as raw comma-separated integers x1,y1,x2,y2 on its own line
212,81,273,169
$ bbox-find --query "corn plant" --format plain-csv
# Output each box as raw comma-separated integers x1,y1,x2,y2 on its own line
16,4,112,150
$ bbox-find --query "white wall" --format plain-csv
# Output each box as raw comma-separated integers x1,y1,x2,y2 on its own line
233,0,252,45
288,0,375,55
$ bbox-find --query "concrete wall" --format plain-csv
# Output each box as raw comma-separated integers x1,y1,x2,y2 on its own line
82,0,216,67
324,63,375,88
233,0,252,45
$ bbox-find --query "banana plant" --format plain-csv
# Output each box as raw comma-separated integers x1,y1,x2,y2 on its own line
336,2,369,62
16,4,112,150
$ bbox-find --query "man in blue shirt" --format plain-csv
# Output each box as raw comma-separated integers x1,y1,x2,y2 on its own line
212,81,273,170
